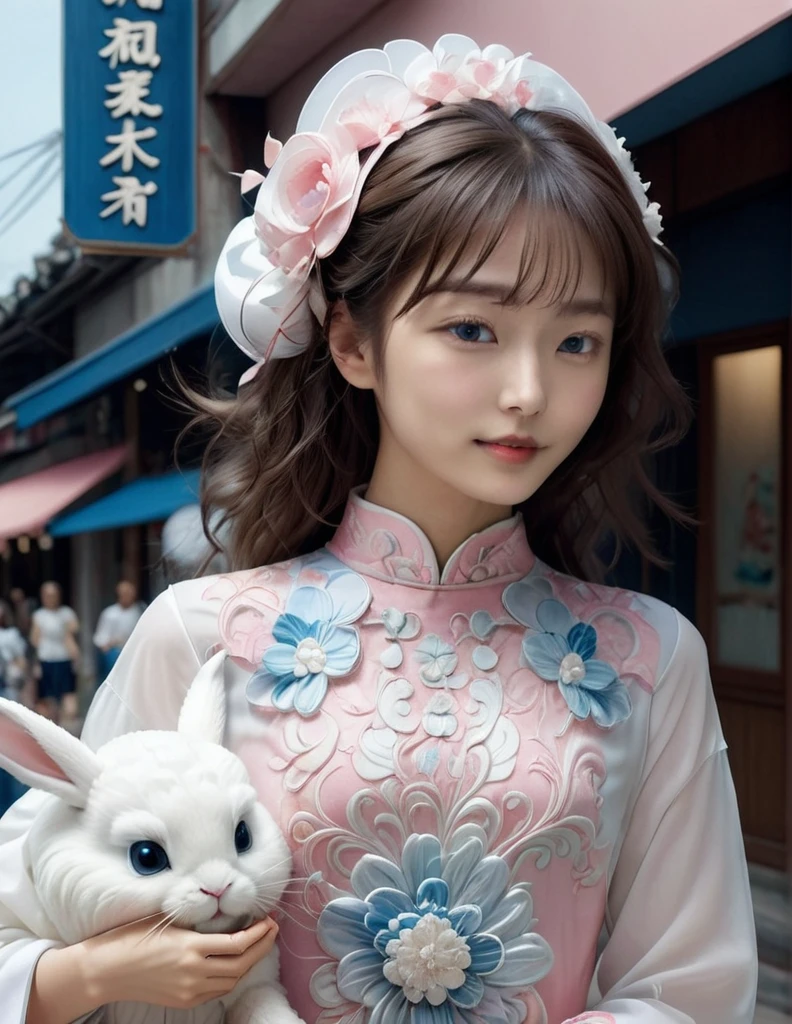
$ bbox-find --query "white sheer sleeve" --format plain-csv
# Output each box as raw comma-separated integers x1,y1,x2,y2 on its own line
0,588,202,1024
562,612,758,1024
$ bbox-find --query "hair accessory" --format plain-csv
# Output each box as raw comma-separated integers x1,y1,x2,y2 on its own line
215,34,663,383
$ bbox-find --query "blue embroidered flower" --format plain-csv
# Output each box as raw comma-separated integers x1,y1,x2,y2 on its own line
247,570,370,717
316,833,553,1024
520,598,631,728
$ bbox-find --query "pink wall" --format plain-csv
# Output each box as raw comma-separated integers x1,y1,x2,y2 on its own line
268,0,792,135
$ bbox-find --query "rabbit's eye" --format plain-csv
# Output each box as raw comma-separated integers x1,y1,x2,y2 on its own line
129,840,170,875
235,820,252,853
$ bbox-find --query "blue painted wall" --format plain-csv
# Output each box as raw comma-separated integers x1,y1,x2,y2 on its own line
667,186,791,345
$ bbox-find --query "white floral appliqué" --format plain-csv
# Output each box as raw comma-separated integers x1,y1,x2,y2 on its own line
380,607,421,669
414,634,468,689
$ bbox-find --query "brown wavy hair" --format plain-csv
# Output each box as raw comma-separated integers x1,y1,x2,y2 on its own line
185,99,690,580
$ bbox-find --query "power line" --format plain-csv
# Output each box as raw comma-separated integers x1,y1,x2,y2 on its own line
0,151,61,237
0,135,60,193
0,161,62,244
0,130,61,165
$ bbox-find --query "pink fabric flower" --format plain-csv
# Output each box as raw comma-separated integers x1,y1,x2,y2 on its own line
337,82,429,149
454,57,535,113
513,78,534,108
456,57,504,98
404,49,535,115
253,126,360,274
404,48,469,104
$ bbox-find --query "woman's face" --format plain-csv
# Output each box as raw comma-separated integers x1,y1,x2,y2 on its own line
41,584,61,610
350,216,615,514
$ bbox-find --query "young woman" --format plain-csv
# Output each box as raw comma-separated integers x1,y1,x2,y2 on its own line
0,36,757,1024
30,582,80,723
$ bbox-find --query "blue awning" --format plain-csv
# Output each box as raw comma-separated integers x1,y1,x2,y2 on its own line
50,468,200,536
4,282,217,430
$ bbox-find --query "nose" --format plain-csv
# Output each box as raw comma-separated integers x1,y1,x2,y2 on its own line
200,884,231,900
498,349,547,417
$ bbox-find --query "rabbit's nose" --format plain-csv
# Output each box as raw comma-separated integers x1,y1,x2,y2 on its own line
201,884,231,899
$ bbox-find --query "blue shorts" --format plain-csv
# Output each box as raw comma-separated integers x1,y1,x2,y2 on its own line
39,660,76,700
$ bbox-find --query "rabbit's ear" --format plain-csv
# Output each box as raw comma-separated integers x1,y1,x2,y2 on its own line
178,649,227,745
0,698,101,808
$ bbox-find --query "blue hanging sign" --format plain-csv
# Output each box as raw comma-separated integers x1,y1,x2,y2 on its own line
63,0,197,254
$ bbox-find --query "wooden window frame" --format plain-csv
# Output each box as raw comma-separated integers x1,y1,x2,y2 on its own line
696,320,791,870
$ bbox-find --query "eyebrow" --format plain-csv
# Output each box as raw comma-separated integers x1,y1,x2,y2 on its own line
423,279,614,318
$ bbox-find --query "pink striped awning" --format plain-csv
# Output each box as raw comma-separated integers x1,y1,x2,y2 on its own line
0,445,128,541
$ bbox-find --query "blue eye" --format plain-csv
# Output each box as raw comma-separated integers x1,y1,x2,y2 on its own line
558,334,594,355
449,321,495,344
129,840,170,875
235,820,252,853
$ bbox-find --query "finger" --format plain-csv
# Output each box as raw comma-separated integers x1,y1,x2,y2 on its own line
237,926,279,972
205,926,279,978
196,917,274,957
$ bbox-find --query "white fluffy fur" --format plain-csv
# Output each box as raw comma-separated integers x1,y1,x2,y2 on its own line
0,651,305,1024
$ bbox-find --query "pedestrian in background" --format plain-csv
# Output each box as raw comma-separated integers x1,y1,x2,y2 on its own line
0,603,27,700
8,586,35,640
93,579,145,684
0,603,29,816
29,581,80,723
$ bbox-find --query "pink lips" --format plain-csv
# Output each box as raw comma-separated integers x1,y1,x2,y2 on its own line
476,435,541,465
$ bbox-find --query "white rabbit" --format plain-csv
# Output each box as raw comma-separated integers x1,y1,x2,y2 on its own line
0,650,306,1024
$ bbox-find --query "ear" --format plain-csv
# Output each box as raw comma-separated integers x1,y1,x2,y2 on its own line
327,301,377,390
177,648,228,745
0,698,101,808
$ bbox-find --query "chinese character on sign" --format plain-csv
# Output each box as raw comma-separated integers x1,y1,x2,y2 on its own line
102,0,164,11
105,70,163,118
99,19,161,69
100,118,160,172
100,176,158,226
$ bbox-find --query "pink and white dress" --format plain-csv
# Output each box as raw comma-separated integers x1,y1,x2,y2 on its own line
0,490,757,1023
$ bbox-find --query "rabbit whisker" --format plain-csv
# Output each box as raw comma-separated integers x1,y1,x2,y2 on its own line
253,876,305,892
254,872,310,887
254,853,299,874
140,907,183,944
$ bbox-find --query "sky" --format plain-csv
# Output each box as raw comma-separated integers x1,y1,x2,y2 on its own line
0,0,63,296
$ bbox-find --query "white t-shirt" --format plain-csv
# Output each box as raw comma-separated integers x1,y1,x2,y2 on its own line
31,607,78,663
93,602,145,649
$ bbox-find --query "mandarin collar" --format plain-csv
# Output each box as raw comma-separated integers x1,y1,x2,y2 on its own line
326,487,535,588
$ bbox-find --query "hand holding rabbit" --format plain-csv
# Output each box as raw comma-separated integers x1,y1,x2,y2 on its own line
28,916,278,1023
0,650,305,1024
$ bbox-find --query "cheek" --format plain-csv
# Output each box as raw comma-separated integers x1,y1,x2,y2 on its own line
383,341,481,422
560,369,609,435
429,366,484,417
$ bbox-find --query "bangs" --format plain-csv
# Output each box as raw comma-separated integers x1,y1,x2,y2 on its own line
394,152,632,320
327,100,663,364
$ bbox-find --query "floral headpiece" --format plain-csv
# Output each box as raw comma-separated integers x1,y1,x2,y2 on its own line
214,34,662,383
